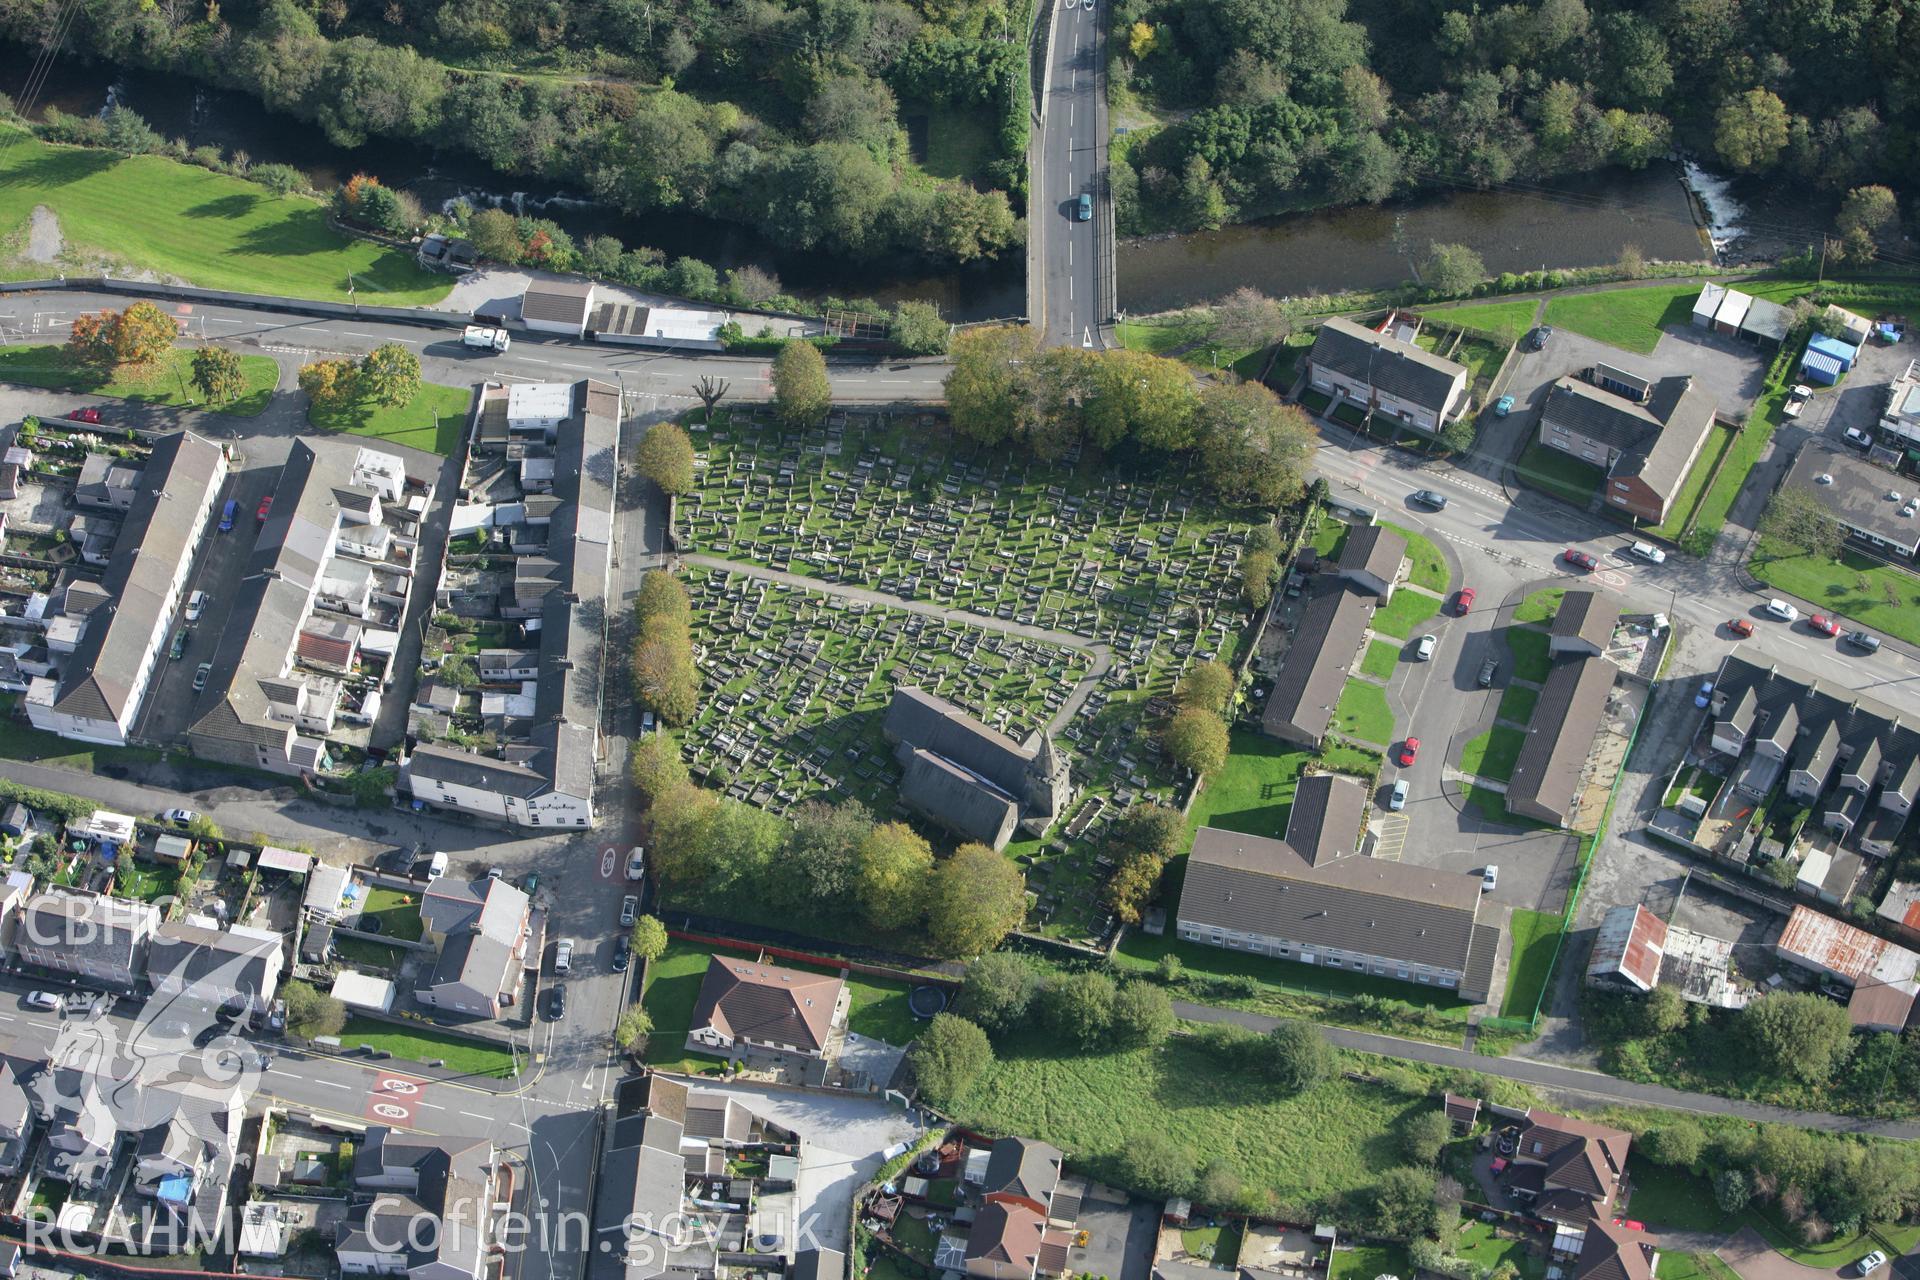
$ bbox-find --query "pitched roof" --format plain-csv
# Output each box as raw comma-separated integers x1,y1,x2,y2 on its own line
885,687,1043,801
1587,904,1667,992
522,278,595,325
966,1202,1046,1275
1337,524,1406,588
1573,1217,1659,1280
148,922,284,999
1260,585,1374,744
1517,1109,1631,1206
688,955,843,1054
1506,655,1615,824
1308,317,1466,413
900,748,1019,846
982,1137,1063,1207
1551,590,1619,652
1286,772,1367,866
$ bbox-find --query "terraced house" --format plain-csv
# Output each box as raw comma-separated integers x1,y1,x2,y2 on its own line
1304,316,1471,434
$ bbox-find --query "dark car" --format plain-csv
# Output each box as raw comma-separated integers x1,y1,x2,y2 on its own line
1411,489,1448,509
1561,548,1598,572
547,984,567,1021
1478,657,1498,688
1524,326,1553,352
218,499,238,532
1845,630,1883,653
612,936,632,972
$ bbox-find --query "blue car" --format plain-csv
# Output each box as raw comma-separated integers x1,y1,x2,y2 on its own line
1493,395,1515,417
218,499,237,532
1076,193,1093,221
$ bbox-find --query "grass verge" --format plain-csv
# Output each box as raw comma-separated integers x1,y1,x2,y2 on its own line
1416,298,1538,343
1749,540,1920,647
1496,683,1540,725
338,1017,515,1077
1461,726,1526,783
1647,420,1739,543
1372,588,1442,640
1380,521,1450,593
1333,678,1394,746
308,382,471,455
1360,639,1400,680
0,345,279,415
1514,587,1566,624
1506,628,1552,683
1500,908,1565,1019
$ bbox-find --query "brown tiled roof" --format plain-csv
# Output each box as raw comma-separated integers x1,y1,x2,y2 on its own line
1573,1217,1659,1280
1443,1092,1480,1125
522,278,595,325
966,1202,1045,1279
1518,1110,1630,1206
687,955,842,1054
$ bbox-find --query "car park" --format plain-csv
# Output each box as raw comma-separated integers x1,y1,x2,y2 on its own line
193,662,212,692
1410,489,1448,508
185,590,208,621
1492,395,1514,417
1478,657,1498,687
1413,634,1437,660
554,939,573,973
1395,738,1420,766
1482,865,1499,892
1454,587,1476,615
169,628,189,660
1727,618,1756,638
1764,598,1800,622
1561,548,1597,572
620,895,638,926
1845,630,1883,653
1808,614,1841,636
1626,542,1665,564
1388,780,1408,811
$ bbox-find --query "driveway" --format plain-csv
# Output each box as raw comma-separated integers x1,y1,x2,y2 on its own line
1065,1183,1158,1280
1721,1228,1853,1280
685,1081,925,1254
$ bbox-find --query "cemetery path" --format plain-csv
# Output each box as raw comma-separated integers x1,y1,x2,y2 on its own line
684,554,1113,734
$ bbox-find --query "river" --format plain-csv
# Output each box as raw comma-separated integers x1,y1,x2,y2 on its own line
5,48,1796,322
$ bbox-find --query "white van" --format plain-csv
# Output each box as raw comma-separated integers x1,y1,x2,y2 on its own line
426,851,448,882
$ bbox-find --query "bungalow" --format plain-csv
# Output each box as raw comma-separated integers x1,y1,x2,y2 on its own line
1259,585,1376,749
1332,524,1406,601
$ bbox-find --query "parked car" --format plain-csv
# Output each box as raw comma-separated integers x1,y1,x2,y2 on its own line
1413,634,1438,660
1478,657,1498,688
626,848,646,881
1808,614,1842,636
1492,395,1514,417
1726,618,1756,638
193,662,211,692
1764,598,1800,622
1561,548,1598,572
1388,780,1409,812
554,939,573,973
162,808,196,825
1524,326,1553,352
185,590,208,621
1844,426,1874,449
1782,384,1812,418
612,936,632,971
1454,587,1476,615
547,984,567,1021
256,496,272,523
1410,489,1448,509
67,407,101,424
1855,1253,1887,1277
426,851,448,881
169,627,189,660
1482,865,1499,893
1626,541,1666,564
1845,630,1883,653
1395,737,1420,767
620,895,638,927
218,499,238,532
25,991,61,1012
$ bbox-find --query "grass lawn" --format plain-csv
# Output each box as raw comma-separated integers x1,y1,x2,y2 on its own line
1188,730,1312,839
1454,1222,1545,1280
332,936,406,972
1330,1245,1413,1280
1496,683,1539,725
1648,420,1739,542
1749,540,1920,647
1312,520,1351,559
1743,1211,1917,1267
1461,726,1526,782
1114,314,1261,375
1371,588,1442,639
1620,1160,1730,1233
1380,522,1450,593
642,941,723,1067
0,126,450,303
0,345,280,415
1462,781,1554,832
951,1032,1440,1210
1360,639,1401,680
358,886,425,942
112,861,172,903
920,111,993,182
844,974,924,1048
1265,331,1317,388
1686,382,1788,553
1514,587,1566,624
0,714,164,773
309,382,470,456
1659,1255,1742,1280
1417,297,1539,343
1181,1225,1241,1266
1543,284,1698,355
1506,627,1552,683
1516,440,1604,507
338,1017,515,1078
1333,678,1394,746
1501,908,1565,1019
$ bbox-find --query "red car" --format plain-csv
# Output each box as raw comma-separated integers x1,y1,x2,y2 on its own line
66,407,101,424
1455,586,1477,616
256,496,273,522
1727,618,1756,638
1809,614,1841,636
1396,737,1420,767
1562,548,1598,572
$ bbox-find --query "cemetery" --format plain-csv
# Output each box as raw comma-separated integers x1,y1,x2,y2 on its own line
673,407,1273,945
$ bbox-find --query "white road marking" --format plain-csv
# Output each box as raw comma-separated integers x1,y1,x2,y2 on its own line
343,330,383,338
522,358,551,365
417,1101,445,1111
460,1110,491,1122
312,1079,351,1090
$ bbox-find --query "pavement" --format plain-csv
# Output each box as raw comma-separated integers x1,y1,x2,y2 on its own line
1030,0,1108,348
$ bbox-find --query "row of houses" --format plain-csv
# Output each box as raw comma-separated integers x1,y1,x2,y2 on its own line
1260,523,1407,749
399,380,621,828
1505,591,1623,828
1303,316,1472,438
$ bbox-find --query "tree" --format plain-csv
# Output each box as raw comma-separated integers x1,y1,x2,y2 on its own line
772,341,831,427
632,629,700,725
1742,991,1854,1084
1639,983,1688,1036
629,915,669,963
103,105,160,154
191,346,247,404
1110,981,1175,1048
1642,1119,1704,1169
358,343,420,407
1240,550,1279,608
645,781,721,888
1714,1167,1751,1214
186,814,224,843
727,265,783,307
1402,1109,1453,1164
1105,849,1165,924
1328,132,1400,204
1163,708,1230,776
1423,242,1487,295
1111,804,1188,865
635,571,692,628
1836,185,1899,259
1210,287,1290,351
888,300,949,356
776,799,874,911
1196,382,1314,507
958,952,1042,1033
945,326,1036,447
283,979,347,1039
109,301,178,368
1114,1131,1196,1200
1259,1019,1331,1092
693,375,730,416
66,311,113,367
1361,1166,1441,1240
927,842,1028,957
1177,661,1236,714
1758,487,1844,561
906,1013,993,1106
856,821,933,930
615,1005,654,1054
467,207,522,263
1041,970,1117,1048
1715,88,1791,172
629,735,689,804
299,358,359,410
637,422,696,496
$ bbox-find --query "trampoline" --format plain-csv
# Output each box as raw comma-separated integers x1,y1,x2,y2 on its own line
908,985,950,1019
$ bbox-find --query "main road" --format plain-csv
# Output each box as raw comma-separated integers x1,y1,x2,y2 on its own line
1030,0,1109,348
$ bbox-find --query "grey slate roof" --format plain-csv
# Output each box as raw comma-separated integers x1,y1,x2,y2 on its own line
981,1137,1062,1207
1550,590,1619,652
1337,523,1406,589
1286,772,1367,866
1543,375,1717,500
1506,655,1616,824
1308,317,1467,413
46,432,225,726
1260,585,1374,744
408,742,550,797
148,922,283,1001
900,748,1018,846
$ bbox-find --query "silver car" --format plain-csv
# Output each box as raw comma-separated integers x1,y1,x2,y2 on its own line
1388,780,1409,811
1414,634,1438,661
